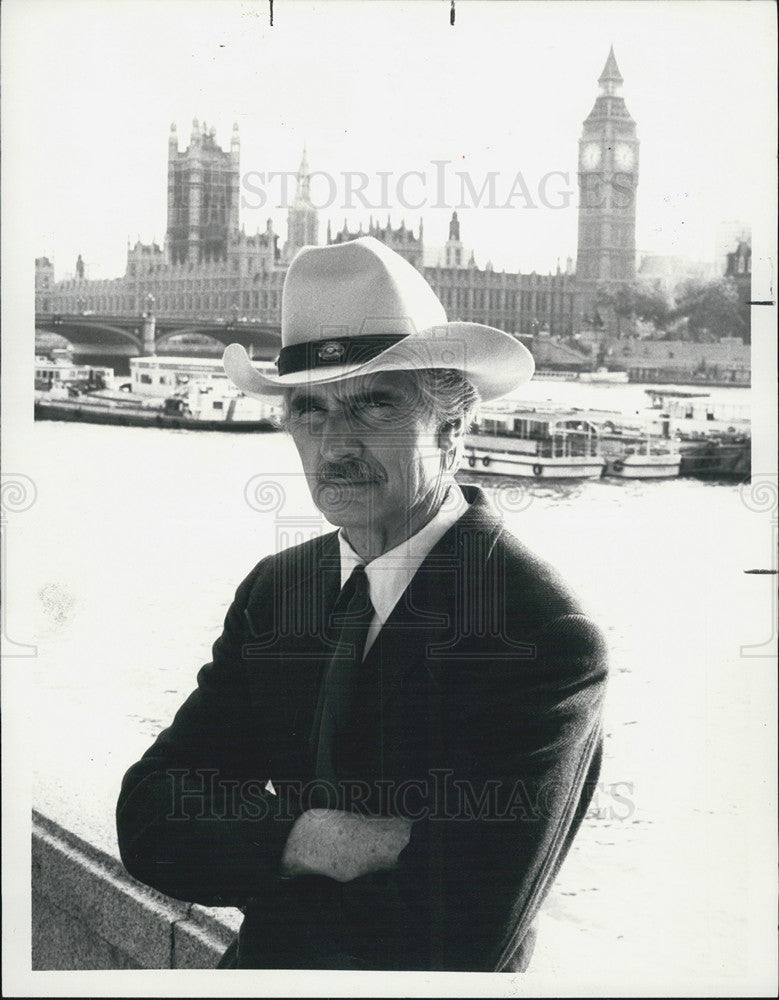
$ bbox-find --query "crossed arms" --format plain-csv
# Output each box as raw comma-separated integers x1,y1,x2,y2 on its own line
116,557,607,970
280,809,412,882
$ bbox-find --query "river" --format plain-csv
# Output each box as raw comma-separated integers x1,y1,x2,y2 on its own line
14,379,773,980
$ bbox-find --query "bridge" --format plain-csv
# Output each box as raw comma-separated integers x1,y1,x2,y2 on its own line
35,312,282,371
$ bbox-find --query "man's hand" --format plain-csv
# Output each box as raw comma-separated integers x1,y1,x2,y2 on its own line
280,809,412,883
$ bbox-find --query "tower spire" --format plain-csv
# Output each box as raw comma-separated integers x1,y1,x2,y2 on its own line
598,45,624,96
294,144,311,204
283,144,319,262
598,44,623,84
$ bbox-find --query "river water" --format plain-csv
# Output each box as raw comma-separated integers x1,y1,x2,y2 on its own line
15,380,774,982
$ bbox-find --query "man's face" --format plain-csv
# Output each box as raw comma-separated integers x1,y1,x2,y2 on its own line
286,370,448,543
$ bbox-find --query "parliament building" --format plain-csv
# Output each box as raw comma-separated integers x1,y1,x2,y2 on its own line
37,49,639,343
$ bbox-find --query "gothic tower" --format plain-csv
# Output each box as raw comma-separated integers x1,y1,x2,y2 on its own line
575,46,639,330
283,145,319,262
444,211,464,267
165,120,240,265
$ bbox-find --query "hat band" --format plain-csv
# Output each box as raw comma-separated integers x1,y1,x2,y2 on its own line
276,334,408,376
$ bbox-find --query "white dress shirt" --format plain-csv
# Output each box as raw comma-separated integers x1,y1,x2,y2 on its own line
337,484,470,658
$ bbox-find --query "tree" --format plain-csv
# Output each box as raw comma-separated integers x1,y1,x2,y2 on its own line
671,277,747,342
595,281,671,338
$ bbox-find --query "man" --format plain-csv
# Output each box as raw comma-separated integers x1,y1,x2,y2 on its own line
116,237,607,971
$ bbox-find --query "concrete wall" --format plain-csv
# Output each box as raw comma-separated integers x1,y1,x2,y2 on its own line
32,809,240,970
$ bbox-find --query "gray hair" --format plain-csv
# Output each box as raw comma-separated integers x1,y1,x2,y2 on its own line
413,368,480,434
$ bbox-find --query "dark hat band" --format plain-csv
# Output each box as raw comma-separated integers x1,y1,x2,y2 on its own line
276,334,408,376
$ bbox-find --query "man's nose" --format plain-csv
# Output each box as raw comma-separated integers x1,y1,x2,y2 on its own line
319,410,362,460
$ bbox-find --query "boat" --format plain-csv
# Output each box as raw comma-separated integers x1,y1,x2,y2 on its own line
598,422,681,478
677,435,751,480
34,354,283,432
532,370,581,381
579,367,630,384
34,391,280,432
644,388,750,439
463,402,605,479
35,354,115,392
642,388,750,479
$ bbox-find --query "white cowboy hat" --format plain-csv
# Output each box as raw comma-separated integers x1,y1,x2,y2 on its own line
223,236,534,401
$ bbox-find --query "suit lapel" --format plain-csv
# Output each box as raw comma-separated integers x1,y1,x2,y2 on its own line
368,486,504,704
240,488,506,779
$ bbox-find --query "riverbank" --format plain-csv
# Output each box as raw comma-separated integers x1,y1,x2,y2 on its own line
34,397,278,432
17,419,773,989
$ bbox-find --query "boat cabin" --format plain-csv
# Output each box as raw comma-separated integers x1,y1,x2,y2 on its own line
644,389,750,438
475,404,601,459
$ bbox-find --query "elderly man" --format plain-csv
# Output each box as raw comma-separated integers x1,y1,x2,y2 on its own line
116,237,607,971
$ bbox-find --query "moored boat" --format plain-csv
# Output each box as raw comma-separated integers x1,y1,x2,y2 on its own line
34,393,279,432
677,436,751,480
532,370,581,381
644,388,750,438
599,431,681,478
642,388,750,479
34,354,282,432
579,367,629,384
463,402,605,479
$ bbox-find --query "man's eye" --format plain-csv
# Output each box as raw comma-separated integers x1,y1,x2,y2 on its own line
293,400,324,415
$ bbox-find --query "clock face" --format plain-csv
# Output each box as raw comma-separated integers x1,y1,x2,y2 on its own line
614,143,634,169
581,143,602,169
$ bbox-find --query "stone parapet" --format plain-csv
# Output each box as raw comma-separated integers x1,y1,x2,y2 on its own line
31,809,240,970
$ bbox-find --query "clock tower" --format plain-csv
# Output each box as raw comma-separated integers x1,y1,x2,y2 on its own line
576,46,639,331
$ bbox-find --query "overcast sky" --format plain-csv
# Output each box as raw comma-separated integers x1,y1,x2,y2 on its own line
4,0,776,279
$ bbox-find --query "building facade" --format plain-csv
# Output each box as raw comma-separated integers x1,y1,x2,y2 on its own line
35,257,55,311
725,236,752,342
38,51,638,348
328,216,425,270
166,119,240,265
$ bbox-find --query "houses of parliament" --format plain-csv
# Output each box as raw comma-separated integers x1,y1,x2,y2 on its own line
36,49,639,342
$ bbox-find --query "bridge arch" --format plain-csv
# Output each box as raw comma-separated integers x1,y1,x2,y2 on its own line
35,315,143,351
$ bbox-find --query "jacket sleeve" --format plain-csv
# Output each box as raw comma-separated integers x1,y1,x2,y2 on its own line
115,560,298,907
335,611,608,971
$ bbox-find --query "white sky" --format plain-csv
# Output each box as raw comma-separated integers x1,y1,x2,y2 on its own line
3,0,777,279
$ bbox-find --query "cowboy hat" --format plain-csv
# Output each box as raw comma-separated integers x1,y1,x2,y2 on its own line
223,236,534,401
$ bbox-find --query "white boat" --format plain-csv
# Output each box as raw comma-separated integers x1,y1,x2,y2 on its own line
644,389,750,439
35,354,282,431
579,367,630,384
532,370,581,381
599,429,681,478
128,355,281,425
463,402,605,479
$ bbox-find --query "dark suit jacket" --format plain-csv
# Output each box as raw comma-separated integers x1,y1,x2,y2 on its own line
116,485,608,971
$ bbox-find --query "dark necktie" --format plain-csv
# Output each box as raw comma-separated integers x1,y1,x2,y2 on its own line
315,565,374,799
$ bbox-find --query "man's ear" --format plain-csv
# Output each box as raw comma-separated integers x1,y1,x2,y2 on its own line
437,417,464,454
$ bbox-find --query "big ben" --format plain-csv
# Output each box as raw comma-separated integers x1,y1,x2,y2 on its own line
576,46,639,331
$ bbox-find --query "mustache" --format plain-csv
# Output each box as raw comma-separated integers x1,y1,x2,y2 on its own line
316,459,386,484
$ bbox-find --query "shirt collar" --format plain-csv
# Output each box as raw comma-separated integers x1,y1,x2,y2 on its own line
338,484,469,627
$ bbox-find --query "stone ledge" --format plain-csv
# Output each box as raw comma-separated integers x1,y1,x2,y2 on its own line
32,809,240,970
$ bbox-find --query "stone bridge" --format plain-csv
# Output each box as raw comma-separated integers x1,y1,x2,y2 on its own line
35,312,281,368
